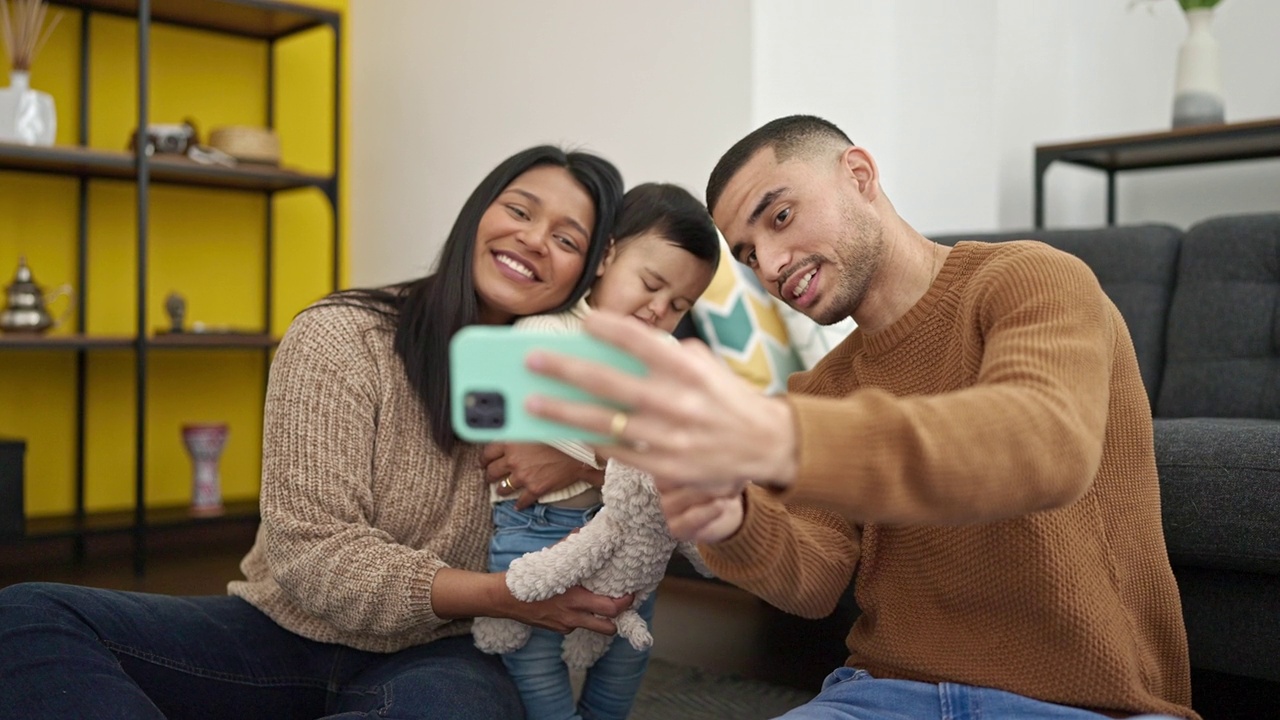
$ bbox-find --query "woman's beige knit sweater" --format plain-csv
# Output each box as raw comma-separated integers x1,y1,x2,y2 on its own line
229,302,490,653
700,241,1198,719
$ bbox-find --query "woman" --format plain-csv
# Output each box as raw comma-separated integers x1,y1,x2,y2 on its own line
0,145,627,719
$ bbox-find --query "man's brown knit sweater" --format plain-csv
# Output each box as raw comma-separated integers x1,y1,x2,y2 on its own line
700,241,1198,719
229,302,491,653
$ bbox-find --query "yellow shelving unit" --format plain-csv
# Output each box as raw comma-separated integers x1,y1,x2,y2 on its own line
0,0,343,573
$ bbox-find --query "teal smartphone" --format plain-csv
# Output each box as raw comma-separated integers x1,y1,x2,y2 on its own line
449,325,647,443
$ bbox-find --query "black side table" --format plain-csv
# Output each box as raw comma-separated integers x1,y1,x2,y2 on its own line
1034,117,1280,228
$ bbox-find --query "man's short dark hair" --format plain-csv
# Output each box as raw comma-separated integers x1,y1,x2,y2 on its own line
706,115,854,215
614,182,720,265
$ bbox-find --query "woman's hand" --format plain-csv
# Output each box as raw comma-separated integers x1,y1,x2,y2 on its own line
503,584,633,635
433,568,630,636
482,443,602,509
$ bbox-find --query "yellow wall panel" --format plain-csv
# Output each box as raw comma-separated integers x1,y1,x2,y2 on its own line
85,182,138,336
273,189,333,333
83,353,135,512
0,353,77,516
87,15,268,150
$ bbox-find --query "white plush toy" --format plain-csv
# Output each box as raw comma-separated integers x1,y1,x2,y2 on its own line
473,459,713,670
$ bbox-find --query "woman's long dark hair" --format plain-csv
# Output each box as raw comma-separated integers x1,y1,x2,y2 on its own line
322,146,623,453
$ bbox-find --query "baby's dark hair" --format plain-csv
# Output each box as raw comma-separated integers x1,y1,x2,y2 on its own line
613,183,720,265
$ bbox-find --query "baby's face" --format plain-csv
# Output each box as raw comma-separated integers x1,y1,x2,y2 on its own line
590,231,715,334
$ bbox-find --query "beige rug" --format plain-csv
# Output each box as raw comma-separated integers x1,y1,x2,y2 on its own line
629,658,814,719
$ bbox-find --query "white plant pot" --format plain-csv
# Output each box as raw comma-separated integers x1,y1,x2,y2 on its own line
0,70,57,146
1172,8,1225,128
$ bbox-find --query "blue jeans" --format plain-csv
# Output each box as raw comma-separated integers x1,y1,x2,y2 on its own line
776,667,1183,720
489,500,656,720
0,582,523,719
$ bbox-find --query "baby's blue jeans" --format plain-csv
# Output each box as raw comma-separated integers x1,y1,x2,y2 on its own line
489,500,657,720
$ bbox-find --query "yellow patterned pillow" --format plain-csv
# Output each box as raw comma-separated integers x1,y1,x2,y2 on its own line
689,237,802,395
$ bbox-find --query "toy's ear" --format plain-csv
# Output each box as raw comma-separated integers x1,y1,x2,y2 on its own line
640,474,660,498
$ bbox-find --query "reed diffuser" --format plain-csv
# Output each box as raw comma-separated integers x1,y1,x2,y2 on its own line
0,0,61,145
1,0,63,71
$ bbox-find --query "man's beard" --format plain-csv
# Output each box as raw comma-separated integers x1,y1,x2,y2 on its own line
807,200,882,326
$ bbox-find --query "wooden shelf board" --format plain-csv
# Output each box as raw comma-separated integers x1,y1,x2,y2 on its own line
48,0,336,39
24,499,260,539
0,334,135,349
0,334,279,350
0,143,332,193
149,333,279,349
1036,117,1280,172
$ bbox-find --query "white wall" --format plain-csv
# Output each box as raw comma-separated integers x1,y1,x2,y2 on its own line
751,0,1280,235
349,0,752,286
752,0,1003,236
351,0,1280,285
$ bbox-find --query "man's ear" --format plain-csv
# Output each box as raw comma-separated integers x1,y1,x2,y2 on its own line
841,146,881,203
597,239,618,278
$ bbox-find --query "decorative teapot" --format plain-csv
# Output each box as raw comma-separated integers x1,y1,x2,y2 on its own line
1,257,72,334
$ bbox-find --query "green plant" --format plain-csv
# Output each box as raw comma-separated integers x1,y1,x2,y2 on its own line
1130,0,1223,14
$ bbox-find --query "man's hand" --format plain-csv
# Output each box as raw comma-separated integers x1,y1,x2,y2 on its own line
483,443,599,510
525,312,799,498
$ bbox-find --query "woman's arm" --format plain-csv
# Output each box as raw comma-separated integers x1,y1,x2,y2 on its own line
431,568,629,635
256,309,456,636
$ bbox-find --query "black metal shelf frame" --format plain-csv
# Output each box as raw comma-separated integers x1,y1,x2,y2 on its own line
1,0,342,573
1033,118,1280,228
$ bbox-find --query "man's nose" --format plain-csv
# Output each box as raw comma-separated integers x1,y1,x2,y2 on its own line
756,245,789,287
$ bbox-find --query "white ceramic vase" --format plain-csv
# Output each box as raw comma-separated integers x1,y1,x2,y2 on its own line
0,70,57,146
1172,7,1225,128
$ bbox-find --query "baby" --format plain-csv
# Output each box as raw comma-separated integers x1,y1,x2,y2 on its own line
483,182,719,720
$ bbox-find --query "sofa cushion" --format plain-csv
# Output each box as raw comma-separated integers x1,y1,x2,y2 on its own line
1156,213,1280,419
1155,417,1280,574
933,225,1181,406
689,236,803,395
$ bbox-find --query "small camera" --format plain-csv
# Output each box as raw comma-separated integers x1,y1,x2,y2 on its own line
130,122,197,156
463,391,506,429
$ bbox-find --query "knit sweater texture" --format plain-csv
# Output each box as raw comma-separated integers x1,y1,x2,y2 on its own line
229,301,490,653
700,241,1197,719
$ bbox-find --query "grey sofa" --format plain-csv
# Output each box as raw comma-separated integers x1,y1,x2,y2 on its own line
933,213,1280,686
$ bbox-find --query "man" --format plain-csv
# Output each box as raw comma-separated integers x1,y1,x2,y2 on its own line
525,115,1196,719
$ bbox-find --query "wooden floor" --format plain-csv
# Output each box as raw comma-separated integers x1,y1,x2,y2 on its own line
0,526,833,684
0,530,1274,719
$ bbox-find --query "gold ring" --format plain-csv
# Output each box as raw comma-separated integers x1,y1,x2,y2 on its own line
609,411,629,443
499,477,514,491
